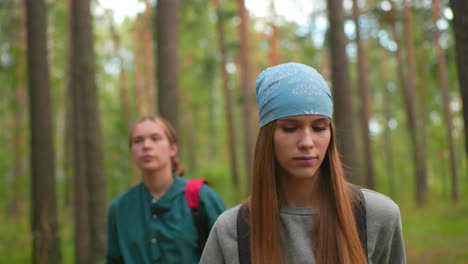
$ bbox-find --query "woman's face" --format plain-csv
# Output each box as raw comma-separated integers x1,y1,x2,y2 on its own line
273,115,331,180
130,120,177,173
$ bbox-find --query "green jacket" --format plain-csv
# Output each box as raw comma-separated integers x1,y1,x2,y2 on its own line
107,175,226,264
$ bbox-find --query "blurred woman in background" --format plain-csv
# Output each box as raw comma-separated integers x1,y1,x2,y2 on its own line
107,116,225,264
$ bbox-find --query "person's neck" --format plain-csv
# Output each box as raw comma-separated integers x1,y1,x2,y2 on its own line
280,173,319,208
141,166,174,199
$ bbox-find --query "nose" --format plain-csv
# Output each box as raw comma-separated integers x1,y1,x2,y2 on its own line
142,138,152,149
298,129,315,150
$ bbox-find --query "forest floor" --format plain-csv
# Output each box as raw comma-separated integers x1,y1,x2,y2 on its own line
402,199,468,264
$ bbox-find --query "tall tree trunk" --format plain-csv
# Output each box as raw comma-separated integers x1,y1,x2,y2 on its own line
433,0,459,202
352,0,375,190
268,0,280,66
10,0,28,218
143,0,155,115
156,0,179,131
402,0,427,205
108,12,132,128
389,0,425,206
449,0,468,159
236,0,254,188
25,0,62,263
326,0,361,184
135,17,146,116
379,50,396,196
214,0,240,188
69,0,106,262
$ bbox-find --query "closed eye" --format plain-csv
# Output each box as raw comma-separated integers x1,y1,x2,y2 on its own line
282,127,297,133
313,126,327,131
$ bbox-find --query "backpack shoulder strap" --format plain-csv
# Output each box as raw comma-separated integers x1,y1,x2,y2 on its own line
185,178,209,209
184,178,210,255
350,185,368,261
237,203,251,264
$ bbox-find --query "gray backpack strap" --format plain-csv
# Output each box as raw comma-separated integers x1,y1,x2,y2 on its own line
237,203,251,264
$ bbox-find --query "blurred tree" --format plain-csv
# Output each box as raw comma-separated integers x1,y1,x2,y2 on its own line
237,0,254,187
402,0,428,205
326,0,361,184
25,0,62,262
449,0,468,159
352,0,376,190
135,0,155,117
214,0,240,188
156,0,179,131
379,50,396,196
389,0,426,206
69,0,106,262
433,0,459,202
268,0,280,66
108,10,132,129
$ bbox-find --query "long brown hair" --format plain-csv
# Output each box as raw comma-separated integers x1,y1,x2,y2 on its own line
249,121,367,264
129,116,185,176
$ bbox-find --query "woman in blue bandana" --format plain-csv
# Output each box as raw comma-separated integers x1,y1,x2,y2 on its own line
200,63,406,264
106,116,226,264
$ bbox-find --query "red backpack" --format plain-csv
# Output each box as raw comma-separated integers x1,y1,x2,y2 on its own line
184,179,210,254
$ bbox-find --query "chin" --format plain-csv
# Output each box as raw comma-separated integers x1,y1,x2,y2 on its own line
288,168,320,179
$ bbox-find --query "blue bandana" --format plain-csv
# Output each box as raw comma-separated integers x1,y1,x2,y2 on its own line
255,62,333,127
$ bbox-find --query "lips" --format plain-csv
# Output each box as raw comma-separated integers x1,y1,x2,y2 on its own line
293,156,316,160
141,155,154,162
293,156,318,165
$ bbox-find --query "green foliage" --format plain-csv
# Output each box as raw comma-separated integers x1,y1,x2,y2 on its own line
1,0,467,263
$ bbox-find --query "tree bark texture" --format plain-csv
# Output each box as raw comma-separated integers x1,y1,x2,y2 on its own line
69,0,106,262
156,0,179,132
402,0,427,205
236,0,254,188
25,0,62,262
449,0,468,159
326,0,361,183
352,0,376,190
215,0,240,188
433,0,459,202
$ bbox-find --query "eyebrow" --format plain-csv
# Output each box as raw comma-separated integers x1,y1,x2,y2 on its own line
132,132,162,138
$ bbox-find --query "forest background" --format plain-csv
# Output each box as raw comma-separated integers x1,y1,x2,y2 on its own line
1,0,467,263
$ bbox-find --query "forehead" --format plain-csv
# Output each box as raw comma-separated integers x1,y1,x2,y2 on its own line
277,115,331,123
131,120,166,136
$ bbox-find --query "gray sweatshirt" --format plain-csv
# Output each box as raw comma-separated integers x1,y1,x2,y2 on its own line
200,189,406,264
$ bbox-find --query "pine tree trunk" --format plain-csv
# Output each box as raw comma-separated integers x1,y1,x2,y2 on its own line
402,0,427,205
143,0,155,115
236,0,254,188
25,0,62,262
268,0,280,66
352,0,375,189
433,0,459,202
214,0,240,188
379,50,396,196
326,0,361,183
134,17,146,116
449,0,468,159
69,0,106,262
109,16,132,128
156,0,179,131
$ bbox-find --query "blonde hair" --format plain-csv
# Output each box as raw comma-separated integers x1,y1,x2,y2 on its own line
129,116,185,176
